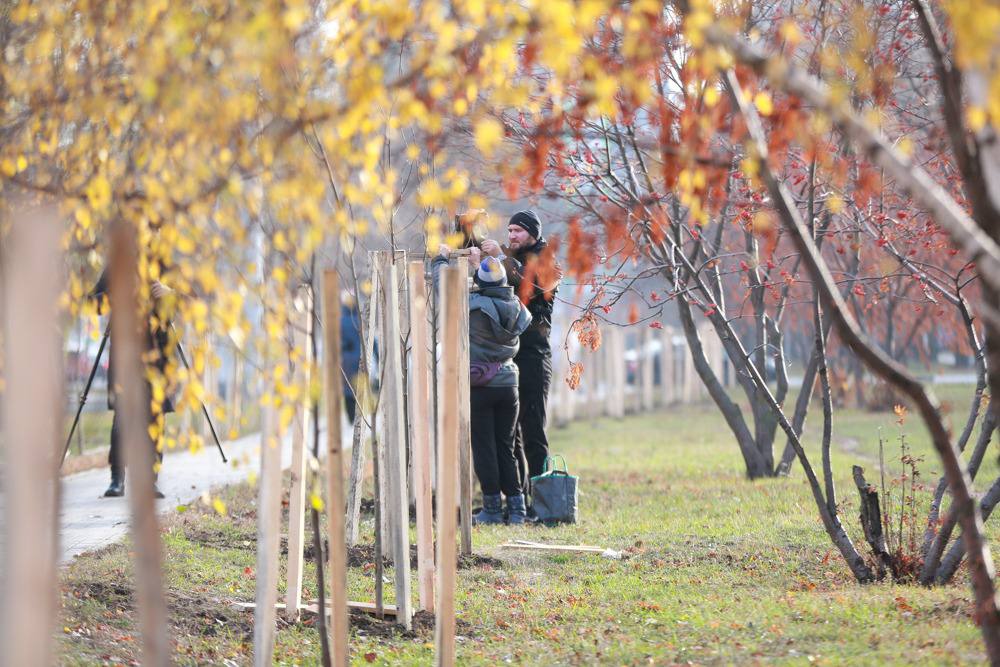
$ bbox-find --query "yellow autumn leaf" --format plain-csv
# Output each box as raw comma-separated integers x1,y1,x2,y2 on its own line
310,493,324,512
213,498,228,516
754,92,774,116
967,106,989,132
474,117,504,155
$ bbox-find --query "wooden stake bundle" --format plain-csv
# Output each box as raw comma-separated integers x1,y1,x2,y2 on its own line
0,207,63,667
381,256,413,629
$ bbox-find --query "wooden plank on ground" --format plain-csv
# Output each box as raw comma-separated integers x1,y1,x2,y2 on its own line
435,265,462,667
0,207,63,667
323,270,350,666
456,257,473,556
284,286,312,621
234,600,399,618
109,221,170,667
408,261,435,612
501,542,606,553
382,258,413,629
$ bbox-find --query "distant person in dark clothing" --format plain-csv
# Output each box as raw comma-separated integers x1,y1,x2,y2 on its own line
91,270,174,498
433,246,532,524
482,210,561,511
340,297,362,423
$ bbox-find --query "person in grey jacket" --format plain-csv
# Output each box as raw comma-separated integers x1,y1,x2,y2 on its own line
433,246,532,524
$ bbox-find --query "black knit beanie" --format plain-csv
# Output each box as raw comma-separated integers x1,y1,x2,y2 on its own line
508,210,541,240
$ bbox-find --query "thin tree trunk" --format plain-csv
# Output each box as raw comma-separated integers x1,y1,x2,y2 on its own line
776,332,826,475
921,300,988,558
676,296,767,477
814,287,837,518
921,411,998,584
937,475,1000,585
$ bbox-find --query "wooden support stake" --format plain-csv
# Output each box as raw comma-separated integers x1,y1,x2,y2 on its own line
253,396,281,665
456,257,473,556
0,207,62,667
229,351,244,437
562,337,577,423
683,334,697,403
201,336,215,440
382,258,413,628
607,328,625,419
284,286,312,621
408,262,435,612
104,223,171,666
661,326,676,405
374,254,391,551
435,265,462,667
345,262,379,545
323,271,350,666
587,342,597,417
640,328,654,412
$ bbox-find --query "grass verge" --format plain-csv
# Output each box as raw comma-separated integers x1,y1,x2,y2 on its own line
57,388,996,665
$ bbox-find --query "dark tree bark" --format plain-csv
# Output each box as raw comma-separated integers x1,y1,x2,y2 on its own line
854,466,891,578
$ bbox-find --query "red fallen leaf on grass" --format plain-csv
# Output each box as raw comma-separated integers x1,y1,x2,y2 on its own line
364,652,378,663
244,566,254,577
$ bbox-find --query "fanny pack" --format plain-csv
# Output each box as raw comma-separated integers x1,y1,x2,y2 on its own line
470,361,504,386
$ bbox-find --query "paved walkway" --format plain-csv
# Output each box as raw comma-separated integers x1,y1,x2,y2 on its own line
60,423,343,564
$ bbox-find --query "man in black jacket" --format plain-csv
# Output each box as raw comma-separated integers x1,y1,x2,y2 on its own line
482,210,561,509
91,270,174,498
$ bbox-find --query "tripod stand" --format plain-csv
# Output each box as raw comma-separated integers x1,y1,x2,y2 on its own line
61,323,228,466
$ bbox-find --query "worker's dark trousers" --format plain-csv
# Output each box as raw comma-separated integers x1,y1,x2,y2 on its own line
513,352,552,494
470,385,522,497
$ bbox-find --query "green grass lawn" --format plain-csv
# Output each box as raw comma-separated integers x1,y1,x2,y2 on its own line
57,385,997,665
